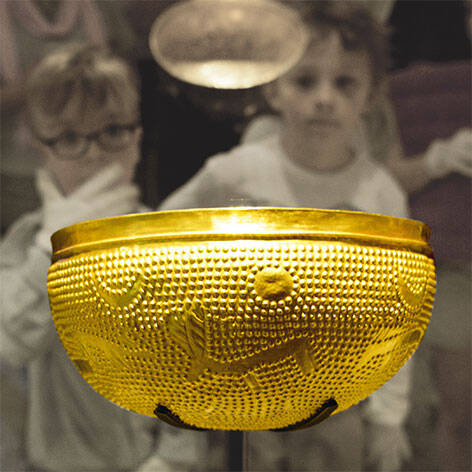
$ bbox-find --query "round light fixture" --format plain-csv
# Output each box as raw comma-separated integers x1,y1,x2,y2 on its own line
149,0,309,89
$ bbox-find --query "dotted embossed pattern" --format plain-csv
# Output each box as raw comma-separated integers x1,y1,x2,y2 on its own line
47,241,435,430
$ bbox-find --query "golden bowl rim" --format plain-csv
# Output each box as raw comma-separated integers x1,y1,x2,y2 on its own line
50,207,432,262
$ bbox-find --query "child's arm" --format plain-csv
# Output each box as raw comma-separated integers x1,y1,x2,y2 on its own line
365,84,471,194
158,165,217,211
0,214,56,365
159,153,242,211
363,359,413,471
386,128,472,194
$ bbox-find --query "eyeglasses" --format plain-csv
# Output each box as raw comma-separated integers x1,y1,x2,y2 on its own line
38,123,139,160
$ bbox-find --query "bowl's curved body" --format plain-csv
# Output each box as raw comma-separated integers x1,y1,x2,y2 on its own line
47,208,435,431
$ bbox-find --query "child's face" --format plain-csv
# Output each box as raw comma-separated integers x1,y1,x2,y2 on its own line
35,100,141,195
266,30,373,147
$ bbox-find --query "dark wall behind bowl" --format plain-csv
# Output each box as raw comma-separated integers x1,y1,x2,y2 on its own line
389,0,471,70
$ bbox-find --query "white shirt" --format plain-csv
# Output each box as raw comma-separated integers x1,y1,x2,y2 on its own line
161,134,408,219
1,202,157,472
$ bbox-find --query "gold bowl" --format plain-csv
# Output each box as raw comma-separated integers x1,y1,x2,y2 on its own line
47,208,435,431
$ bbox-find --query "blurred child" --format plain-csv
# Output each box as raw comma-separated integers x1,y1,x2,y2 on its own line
0,43,165,472
0,0,108,232
158,2,412,471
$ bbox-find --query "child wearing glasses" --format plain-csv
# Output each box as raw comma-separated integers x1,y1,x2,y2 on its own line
0,43,170,471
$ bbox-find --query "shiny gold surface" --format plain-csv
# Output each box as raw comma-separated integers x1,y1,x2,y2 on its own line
47,208,435,431
149,0,309,89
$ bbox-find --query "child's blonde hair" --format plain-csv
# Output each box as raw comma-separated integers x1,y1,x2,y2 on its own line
297,1,390,87
27,43,140,136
